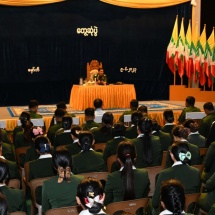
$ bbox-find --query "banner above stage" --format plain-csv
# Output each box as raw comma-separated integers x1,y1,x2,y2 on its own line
100,0,191,8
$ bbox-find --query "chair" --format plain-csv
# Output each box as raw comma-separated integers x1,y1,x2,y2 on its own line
145,166,164,197
199,209,209,215
106,198,150,215
192,164,204,174
161,151,168,168
29,177,53,215
93,143,106,153
86,60,102,81
77,172,109,181
184,193,200,213
199,148,208,163
45,205,82,215
107,154,117,173
10,212,27,215
7,179,21,189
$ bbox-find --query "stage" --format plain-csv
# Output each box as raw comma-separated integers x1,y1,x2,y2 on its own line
0,100,206,131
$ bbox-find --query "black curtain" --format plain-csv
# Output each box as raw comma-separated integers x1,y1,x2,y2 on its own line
0,0,191,106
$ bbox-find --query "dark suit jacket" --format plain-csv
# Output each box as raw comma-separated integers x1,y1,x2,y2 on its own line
81,120,100,131
199,112,215,138
152,130,172,151
187,133,206,148
91,127,113,143
125,126,138,139
54,131,72,148
104,168,150,206
65,141,81,156
2,142,15,161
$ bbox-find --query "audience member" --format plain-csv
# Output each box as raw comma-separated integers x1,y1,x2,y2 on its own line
199,102,215,139
125,111,143,139
137,105,149,118
94,98,106,116
160,179,186,215
183,119,205,148
42,150,84,213
72,131,106,174
178,96,200,124
0,159,25,212
81,108,100,131
0,196,9,215
205,121,215,147
152,141,201,213
119,99,139,123
91,112,114,143
161,109,175,135
76,177,106,215
28,99,42,118
104,141,150,206
131,118,162,168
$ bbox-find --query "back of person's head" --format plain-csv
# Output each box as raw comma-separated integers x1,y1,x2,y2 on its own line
62,116,73,130
0,159,9,183
186,96,195,106
19,111,31,126
137,118,153,164
34,135,51,154
117,141,136,201
23,121,34,142
160,179,185,215
52,149,71,183
57,101,67,110
206,121,215,147
183,119,199,133
137,105,148,114
29,99,39,109
94,98,103,109
131,111,143,126
172,125,189,139
85,108,95,118
203,102,214,111
54,108,66,118
112,122,126,137
0,196,9,215
163,109,174,123
170,141,191,165
77,177,104,214
71,125,82,138
78,131,94,152
130,99,138,110
151,119,161,132
102,112,113,125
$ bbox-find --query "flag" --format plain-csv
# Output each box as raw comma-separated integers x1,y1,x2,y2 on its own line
211,44,215,78
205,27,214,87
195,24,207,86
176,18,185,78
184,20,192,78
190,22,199,81
166,16,178,73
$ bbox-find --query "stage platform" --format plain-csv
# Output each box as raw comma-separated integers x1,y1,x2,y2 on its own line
0,100,206,131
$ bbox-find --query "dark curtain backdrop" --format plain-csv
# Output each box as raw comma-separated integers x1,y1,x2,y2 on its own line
0,0,191,106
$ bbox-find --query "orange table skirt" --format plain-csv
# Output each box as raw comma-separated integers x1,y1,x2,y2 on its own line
69,84,136,110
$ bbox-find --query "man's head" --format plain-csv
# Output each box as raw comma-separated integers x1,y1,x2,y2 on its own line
54,108,66,122
57,101,67,110
84,108,95,121
130,99,138,110
203,102,215,115
98,68,104,76
138,105,148,114
94,98,103,109
185,96,195,107
28,100,39,112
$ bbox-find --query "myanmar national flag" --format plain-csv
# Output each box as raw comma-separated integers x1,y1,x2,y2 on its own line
185,20,192,79
195,25,206,86
166,16,178,74
176,18,185,78
211,44,215,78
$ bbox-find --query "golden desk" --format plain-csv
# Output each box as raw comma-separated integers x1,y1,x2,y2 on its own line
69,84,136,110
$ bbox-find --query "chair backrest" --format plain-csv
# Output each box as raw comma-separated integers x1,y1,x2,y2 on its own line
10,212,27,215
77,172,109,181
24,161,30,186
192,164,204,174
93,143,106,153
185,112,206,119
0,120,6,129
184,193,200,213
7,179,21,189
15,146,31,167
199,148,208,157
86,60,102,81
107,154,117,173
30,177,53,209
106,198,150,215
45,205,82,215
161,151,168,168
145,166,164,197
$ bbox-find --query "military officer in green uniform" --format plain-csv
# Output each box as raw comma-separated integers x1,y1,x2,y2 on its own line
94,68,107,85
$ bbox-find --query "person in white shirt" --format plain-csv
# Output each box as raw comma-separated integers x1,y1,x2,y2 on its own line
160,179,186,215
94,98,106,116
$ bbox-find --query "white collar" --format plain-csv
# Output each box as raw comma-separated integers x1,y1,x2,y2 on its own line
137,134,144,138
80,148,94,153
151,130,156,134
159,209,185,215
0,184,6,187
164,123,174,125
64,129,71,133
119,165,136,171
188,131,199,136
172,161,183,167
131,124,135,127
0,156,5,160
73,139,79,143
39,154,52,159
114,136,125,139
180,138,188,142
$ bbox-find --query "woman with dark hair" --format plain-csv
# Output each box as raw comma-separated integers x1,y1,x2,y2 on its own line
131,118,162,167
104,141,150,206
72,131,106,174
161,109,175,135
0,159,25,213
91,112,114,143
152,141,201,213
76,177,106,215
160,179,185,215
0,196,9,215
165,125,201,168
42,149,84,213
183,119,205,148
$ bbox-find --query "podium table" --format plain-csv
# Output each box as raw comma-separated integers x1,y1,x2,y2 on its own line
69,84,136,110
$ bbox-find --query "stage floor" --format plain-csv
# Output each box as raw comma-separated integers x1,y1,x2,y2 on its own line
0,100,206,131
